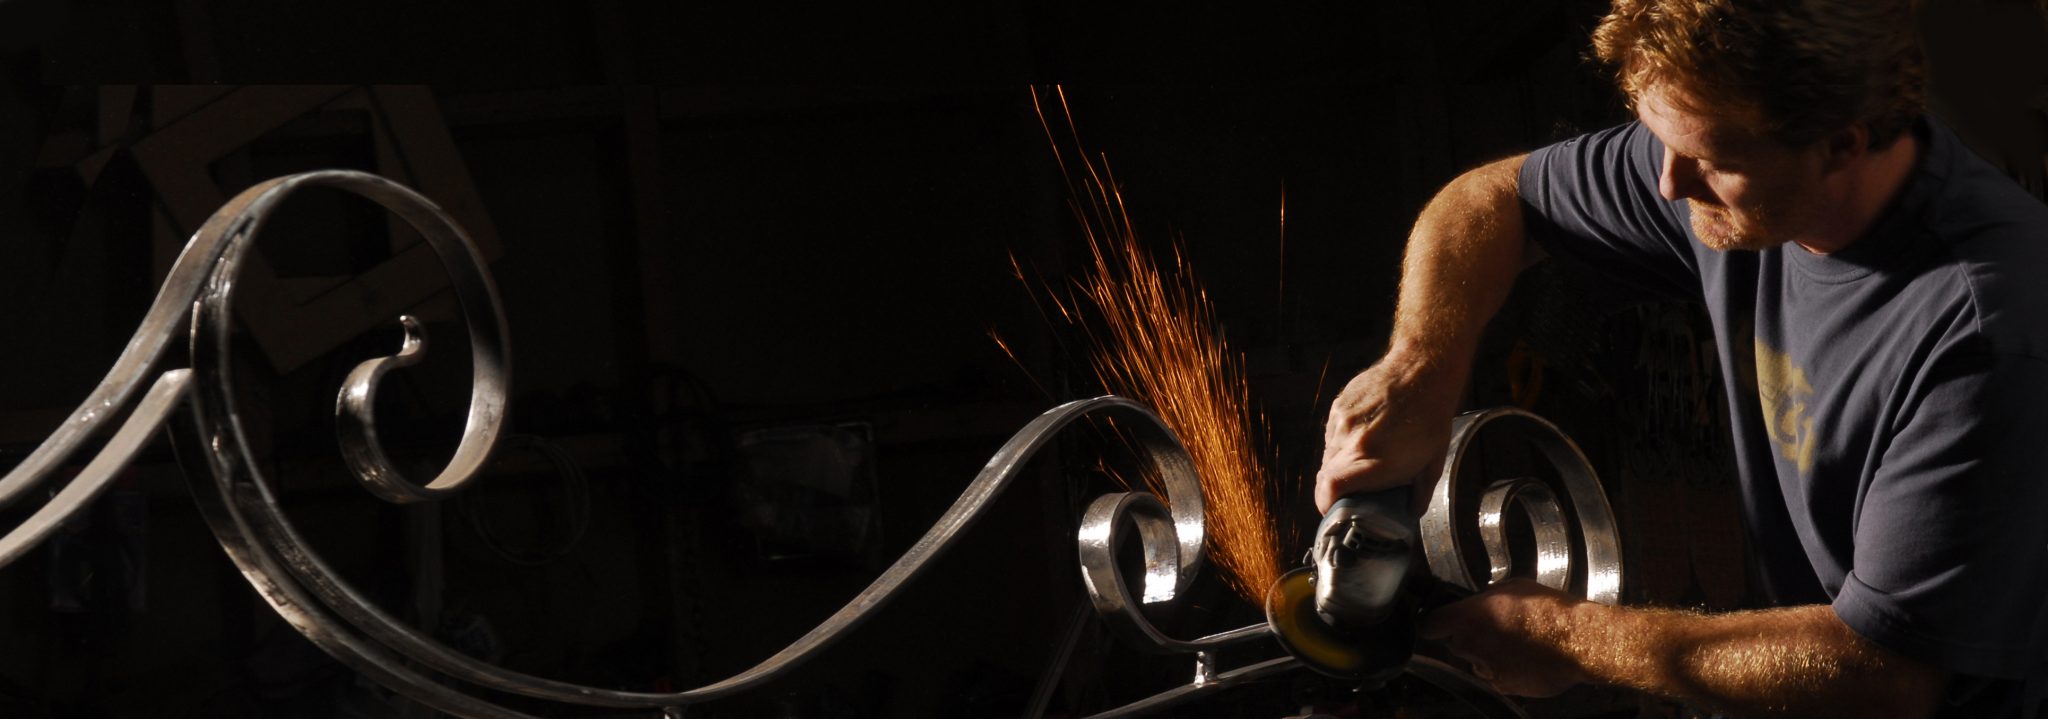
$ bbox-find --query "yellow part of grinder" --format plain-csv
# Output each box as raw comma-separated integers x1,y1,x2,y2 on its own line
1264,565,1371,678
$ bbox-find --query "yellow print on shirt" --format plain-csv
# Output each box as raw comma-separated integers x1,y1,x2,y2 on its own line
1754,340,1817,474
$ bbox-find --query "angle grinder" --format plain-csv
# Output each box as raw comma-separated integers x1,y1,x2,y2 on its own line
1265,487,1449,687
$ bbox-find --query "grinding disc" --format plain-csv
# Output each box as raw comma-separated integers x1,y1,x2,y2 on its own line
1264,566,1371,679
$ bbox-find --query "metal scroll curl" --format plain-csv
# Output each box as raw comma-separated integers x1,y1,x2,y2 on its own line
1075,407,1625,719
0,168,1623,718
1420,407,1624,606
164,174,1216,715
0,167,1218,716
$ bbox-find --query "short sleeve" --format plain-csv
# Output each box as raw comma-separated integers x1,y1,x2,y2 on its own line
1518,122,1703,302
1834,339,2048,679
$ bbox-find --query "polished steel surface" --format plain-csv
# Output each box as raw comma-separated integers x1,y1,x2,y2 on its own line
0,370,193,569
1476,478,1572,589
0,169,275,548
1420,408,1624,605
1098,407,1623,718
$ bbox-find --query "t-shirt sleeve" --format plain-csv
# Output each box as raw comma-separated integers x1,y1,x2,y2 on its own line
1834,335,2048,679
1517,122,1703,302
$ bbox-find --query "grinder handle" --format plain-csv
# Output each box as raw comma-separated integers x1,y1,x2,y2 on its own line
1312,486,1419,628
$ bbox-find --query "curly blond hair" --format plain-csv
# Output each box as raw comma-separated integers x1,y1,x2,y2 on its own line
1592,0,1925,148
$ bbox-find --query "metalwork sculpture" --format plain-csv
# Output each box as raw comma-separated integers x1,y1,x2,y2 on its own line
0,171,1623,718
1073,406,1623,718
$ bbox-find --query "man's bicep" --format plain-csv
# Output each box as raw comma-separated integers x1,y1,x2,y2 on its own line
1517,122,1700,301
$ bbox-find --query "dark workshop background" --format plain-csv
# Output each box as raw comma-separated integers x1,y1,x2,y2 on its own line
0,1,2041,717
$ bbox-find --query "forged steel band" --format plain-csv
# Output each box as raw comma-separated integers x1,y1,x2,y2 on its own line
0,165,280,556
0,370,194,569
1420,408,1624,605
0,167,1219,715
1079,656,1302,719
1083,408,1615,718
1078,489,1255,654
323,176,514,505
1476,478,1573,589
166,173,1218,711
0,167,1595,717
177,171,542,716
1078,654,1532,719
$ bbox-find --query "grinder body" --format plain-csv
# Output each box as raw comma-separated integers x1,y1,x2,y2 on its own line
1266,487,1421,686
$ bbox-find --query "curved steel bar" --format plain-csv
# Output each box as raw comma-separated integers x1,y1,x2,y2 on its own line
335,313,462,503
1475,478,1572,590
0,168,280,545
1078,487,1247,654
173,172,540,716
169,387,539,719
1190,623,1271,647
181,187,1209,710
1080,656,1302,719
324,181,512,504
1420,408,1623,605
1077,654,1531,719
1080,492,1182,607
0,370,193,568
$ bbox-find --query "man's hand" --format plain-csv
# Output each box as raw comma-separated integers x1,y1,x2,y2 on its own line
1418,579,1592,697
1315,352,1462,512
1315,155,1532,513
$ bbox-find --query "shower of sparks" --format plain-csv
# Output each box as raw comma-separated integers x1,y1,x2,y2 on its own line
997,86,1287,604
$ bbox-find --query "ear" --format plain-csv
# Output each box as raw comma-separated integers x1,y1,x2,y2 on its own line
1821,124,1870,172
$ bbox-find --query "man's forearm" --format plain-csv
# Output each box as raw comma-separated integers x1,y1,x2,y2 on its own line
1314,155,1540,508
1382,154,1535,386
1562,601,1946,718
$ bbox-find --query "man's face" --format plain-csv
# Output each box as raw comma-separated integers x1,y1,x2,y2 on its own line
1636,85,1831,252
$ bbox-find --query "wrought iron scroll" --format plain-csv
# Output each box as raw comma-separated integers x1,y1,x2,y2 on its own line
0,169,1623,718
0,180,1229,718
1420,408,1624,606
1074,407,1625,719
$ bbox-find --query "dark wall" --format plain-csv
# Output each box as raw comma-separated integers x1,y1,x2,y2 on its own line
0,1,2040,717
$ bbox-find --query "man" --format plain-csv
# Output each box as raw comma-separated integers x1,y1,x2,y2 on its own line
1315,0,2048,716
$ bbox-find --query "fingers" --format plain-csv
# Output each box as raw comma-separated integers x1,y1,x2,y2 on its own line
1313,379,1451,514
1312,466,1360,513
1314,454,1429,512
1313,461,1393,513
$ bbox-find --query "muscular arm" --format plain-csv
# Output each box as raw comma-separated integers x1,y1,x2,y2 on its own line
1317,154,1545,510
1386,154,1543,378
1424,581,1949,718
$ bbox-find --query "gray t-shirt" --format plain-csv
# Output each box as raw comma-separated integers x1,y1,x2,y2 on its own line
1520,117,2048,716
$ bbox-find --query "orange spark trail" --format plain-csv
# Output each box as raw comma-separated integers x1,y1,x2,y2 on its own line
1278,181,1287,322
1019,85,1287,604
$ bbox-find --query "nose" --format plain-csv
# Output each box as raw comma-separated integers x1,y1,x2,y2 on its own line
1658,146,1704,202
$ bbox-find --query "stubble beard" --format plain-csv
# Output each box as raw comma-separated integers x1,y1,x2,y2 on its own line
1689,199,1784,252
